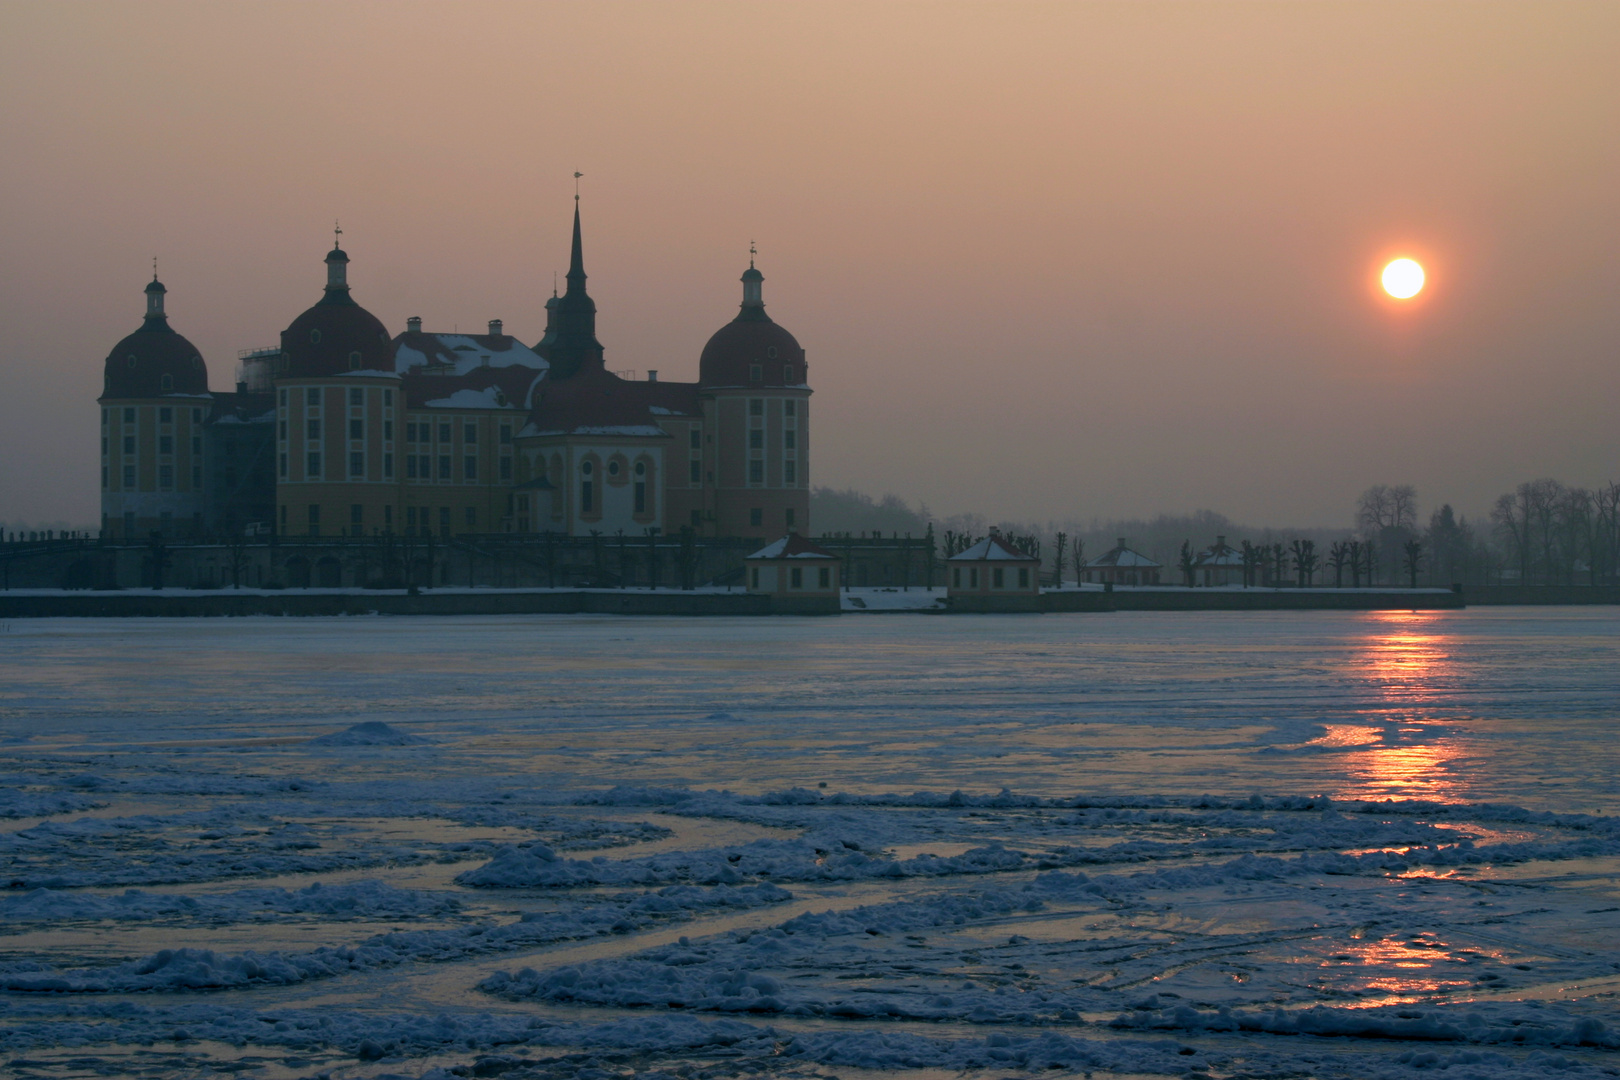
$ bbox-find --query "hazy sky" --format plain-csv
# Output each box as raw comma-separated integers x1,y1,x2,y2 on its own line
3,2,1616,528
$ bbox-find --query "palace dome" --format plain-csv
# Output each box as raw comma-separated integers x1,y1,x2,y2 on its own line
279,244,395,379
101,278,209,399
697,265,807,389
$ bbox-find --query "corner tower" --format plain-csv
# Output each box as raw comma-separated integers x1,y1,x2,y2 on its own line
696,255,810,537
273,236,402,545
99,272,211,539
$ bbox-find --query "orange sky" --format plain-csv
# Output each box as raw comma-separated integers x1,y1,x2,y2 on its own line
2,1,1616,527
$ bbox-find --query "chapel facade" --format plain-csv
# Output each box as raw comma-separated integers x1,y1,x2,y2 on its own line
98,204,812,542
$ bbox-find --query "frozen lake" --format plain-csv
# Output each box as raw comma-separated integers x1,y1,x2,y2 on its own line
1,608,1617,1079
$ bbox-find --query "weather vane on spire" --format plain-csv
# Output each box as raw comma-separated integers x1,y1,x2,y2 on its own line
333,220,343,249
152,256,158,282
749,240,756,269
574,172,583,201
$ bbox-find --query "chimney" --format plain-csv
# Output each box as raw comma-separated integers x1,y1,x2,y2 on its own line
647,370,658,382
407,316,422,333
488,319,503,337
1215,535,1226,547
1117,537,1126,550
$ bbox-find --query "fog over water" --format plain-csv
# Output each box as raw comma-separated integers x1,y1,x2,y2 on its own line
2,2,1617,527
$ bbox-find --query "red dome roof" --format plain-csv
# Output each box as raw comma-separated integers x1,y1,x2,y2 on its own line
101,279,208,399
279,245,395,379
697,265,806,388
698,318,805,388
102,321,209,398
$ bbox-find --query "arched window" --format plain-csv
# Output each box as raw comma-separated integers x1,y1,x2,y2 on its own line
767,346,778,359
633,462,645,477
348,351,362,370
160,374,173,390
607,460,620,477
310,329,323,344
581,460,593,476
126,355,137,369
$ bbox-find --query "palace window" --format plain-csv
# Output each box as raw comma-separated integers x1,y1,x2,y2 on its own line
785,507,796,527
749,399,763,417
307,419,321,440
159,465,173,489
749,508,763,527
464,455,477,480
350,452,364,477
993,568,1005,588
349,388,364,406
634,482,646,513
499,456,511,480
783,430,795,449
279,453,287,478
406,455,417,479
464,423,477,444
689,428,701,449
123,407,135,423
123,435,135,454
438,423,451,443
749,460,763,484
438,455,451,480
383,389,392,407
160,374,173,391
349,419,363,440
784,400,795,417
581,481,594,513
307,452,322,476
383,420,392,440
790,568,803,589
784,461,796,483
749,364,761,382
159,407,172,423
689,460,701,484
159,435,173,454
123,465,135,487
818,567,830,588
749,430,763,450
499,424,511,444
307,388,320,406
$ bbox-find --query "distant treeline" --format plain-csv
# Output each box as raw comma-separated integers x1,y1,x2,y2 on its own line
809,478,1620,588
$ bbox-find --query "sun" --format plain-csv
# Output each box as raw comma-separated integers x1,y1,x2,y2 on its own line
1381,258,1425,299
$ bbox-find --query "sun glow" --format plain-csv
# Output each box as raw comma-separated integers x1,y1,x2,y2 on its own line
1382,258,1425,299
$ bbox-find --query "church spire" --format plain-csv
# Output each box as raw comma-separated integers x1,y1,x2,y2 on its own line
540,186,603,379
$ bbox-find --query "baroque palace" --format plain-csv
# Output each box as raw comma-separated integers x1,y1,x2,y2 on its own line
98,203,812,542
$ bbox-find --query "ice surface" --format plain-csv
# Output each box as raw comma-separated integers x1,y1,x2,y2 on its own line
0,609,1616,1078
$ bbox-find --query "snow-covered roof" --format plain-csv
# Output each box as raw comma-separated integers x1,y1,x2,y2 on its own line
948,535,1037,562
394,332,548,377
422,386,517,410
747,533,839,561
1087,540,1161,569
1195,543,1244,567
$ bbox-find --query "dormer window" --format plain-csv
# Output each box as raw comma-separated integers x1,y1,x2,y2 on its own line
126,355,137,369
348,351,363,370
783,365,793,383
767,346,778,359
310,329,323,344
749,364,762,382
160,374,173,391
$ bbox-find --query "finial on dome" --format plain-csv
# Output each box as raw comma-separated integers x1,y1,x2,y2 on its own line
573,171,582,202
144,266,167,319
333,220,343,250
749,240,756,270
152,256,158,282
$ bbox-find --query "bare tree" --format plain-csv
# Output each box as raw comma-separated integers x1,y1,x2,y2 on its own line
1328,541,1350,587
1402,538,1425,589
1071,536,1085,585
1178,540,1196,587
1052,531,1067,588
1291,539,1319,587
1241,539,1260,588
1347,539,1363,588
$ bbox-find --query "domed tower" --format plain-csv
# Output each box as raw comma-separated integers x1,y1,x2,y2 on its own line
273,236,402,546
99,273,212,539
696,255,810,537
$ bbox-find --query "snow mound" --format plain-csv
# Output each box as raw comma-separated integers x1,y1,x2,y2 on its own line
308,722,426,746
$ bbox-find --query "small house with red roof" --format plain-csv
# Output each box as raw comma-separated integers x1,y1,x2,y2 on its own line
1193,535,1245,587
745,532,840,596
1082,538,1161,586
745,532,840,613
946,532,1041,610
